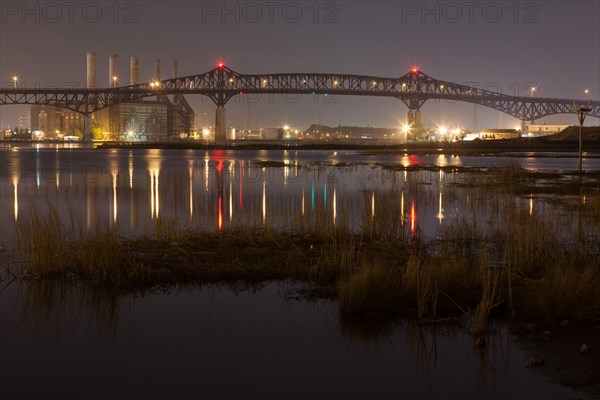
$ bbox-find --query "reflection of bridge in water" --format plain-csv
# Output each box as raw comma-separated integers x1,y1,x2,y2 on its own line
1,64,598,142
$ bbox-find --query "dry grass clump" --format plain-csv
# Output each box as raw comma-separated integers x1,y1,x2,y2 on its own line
517,262,600,321
11,165,600,329
338,262,403,317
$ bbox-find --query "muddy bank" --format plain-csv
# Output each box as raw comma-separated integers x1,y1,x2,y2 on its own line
514,322,600,398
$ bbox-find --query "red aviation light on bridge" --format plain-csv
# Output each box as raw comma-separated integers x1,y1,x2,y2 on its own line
217,61,225,69
411,66,420,74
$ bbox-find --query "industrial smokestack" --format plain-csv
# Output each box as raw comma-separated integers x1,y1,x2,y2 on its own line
173,61,178,79
86,52,96,89
155,59,161,81
109,54,118,88
130,56,139,85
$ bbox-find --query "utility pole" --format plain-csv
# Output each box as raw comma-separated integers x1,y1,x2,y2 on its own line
573,101,591,174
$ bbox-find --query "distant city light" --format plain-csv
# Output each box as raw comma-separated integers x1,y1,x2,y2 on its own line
402,124,411,134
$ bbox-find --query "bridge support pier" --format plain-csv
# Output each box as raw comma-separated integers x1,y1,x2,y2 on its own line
215,106,227,144
83,114,92,143
407,110,422,126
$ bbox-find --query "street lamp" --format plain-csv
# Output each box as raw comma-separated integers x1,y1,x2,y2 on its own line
530,86,536,97
12,76,18,89
574,101,592,174
402,123,411,145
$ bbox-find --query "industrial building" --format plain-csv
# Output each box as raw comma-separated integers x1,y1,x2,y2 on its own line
526,124,569,136
480,129,520,140
31,53,195,140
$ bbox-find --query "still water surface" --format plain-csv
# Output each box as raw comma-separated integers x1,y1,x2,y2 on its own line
1,146,598,242
1,146,598,399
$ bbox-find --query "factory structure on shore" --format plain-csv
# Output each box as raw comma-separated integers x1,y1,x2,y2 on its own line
31,53,195,140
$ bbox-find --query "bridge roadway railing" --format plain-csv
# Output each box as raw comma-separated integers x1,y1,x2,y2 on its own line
1,68,598,121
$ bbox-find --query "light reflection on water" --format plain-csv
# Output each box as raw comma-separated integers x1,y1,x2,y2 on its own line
0,148,597,399
1,148,597,242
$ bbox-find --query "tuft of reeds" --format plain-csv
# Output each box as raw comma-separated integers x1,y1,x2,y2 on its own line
10,165,600,331
338,262,403,317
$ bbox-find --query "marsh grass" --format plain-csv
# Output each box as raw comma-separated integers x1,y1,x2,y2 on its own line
11,165,600,332
338,261,403,316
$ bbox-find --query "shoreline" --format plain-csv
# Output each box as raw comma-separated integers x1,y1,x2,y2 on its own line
94,138,600,153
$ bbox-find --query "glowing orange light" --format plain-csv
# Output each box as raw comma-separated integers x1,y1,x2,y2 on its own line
410,202,416,235
216,159,224,230
239,162,243,208
218,195,223,230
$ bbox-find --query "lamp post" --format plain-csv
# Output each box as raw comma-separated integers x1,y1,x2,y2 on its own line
12,76,18,89
402,123,411,146
574,101,591,174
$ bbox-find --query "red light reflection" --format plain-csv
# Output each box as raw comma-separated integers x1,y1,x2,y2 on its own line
410,201,416,235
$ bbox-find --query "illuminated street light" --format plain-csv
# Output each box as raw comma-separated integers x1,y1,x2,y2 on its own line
530,86,536,97
402,123,411,145
439,126,448,135
12,76,18,89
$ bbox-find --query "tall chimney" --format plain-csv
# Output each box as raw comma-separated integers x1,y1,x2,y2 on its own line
173,61,178,79
155,59,161,81
86,52,96,89
109,54,118,88
130,56,139,85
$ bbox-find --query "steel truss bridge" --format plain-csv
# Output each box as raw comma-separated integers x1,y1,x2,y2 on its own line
1,66,598,141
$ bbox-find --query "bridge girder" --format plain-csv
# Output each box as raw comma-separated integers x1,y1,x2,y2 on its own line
1,68,598,121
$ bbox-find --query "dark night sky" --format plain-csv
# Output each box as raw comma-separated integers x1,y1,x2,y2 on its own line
1,0,599,130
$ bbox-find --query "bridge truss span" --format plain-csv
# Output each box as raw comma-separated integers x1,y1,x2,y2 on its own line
1,67,598,122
